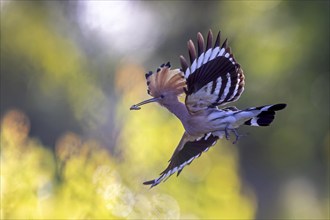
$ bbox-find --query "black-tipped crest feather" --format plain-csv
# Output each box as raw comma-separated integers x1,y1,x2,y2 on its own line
214,31,220,48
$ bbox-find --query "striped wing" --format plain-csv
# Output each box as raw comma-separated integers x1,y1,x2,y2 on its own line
143,132,218,188
180,30,245,114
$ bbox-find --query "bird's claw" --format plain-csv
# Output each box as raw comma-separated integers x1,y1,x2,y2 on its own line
232,130,248,144
225,128,230,140
225,128,247,144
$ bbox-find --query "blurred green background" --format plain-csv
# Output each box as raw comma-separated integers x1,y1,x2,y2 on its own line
1,1,329,219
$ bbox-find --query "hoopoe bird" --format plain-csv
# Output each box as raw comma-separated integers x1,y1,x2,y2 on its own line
130,30,286,187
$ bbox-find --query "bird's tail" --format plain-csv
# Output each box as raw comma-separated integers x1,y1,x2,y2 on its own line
244,103,286,126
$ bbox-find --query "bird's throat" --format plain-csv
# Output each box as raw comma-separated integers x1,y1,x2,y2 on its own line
162,99,190,128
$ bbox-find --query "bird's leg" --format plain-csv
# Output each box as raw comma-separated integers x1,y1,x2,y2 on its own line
224,127,246,144
231,129,248,144
225,127,231,140
232,129,240,144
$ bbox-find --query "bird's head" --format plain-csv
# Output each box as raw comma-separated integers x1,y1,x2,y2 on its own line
130,62,186,110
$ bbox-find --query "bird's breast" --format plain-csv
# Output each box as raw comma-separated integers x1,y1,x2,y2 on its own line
184,114,215,136
184,110,238,136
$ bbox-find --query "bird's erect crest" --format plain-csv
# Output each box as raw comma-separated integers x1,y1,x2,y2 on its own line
145,62,186,98
180,30,245,114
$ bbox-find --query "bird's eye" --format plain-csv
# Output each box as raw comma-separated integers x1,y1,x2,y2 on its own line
160,95,165,99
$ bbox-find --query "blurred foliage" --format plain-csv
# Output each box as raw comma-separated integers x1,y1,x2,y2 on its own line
1,1,329,220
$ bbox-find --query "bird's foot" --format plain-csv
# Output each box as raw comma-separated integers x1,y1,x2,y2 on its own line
232,129,248,144
225,128,247,144
225,127,230,140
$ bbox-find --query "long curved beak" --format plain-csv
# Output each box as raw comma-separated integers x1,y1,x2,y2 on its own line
130,97,162,110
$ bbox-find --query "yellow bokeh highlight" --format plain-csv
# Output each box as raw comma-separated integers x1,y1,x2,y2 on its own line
1,2,109,131
1,1,328,219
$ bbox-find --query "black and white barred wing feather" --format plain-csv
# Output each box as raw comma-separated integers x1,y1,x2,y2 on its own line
143,132,219,188
180,30,245,114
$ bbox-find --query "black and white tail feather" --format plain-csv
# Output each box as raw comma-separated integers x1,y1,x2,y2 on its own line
244,104,286,126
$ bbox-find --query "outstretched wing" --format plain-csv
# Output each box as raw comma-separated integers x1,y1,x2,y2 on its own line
180,30,245,114
143,132,219,188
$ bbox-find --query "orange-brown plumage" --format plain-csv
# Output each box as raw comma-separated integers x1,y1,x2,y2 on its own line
146,63,186,98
